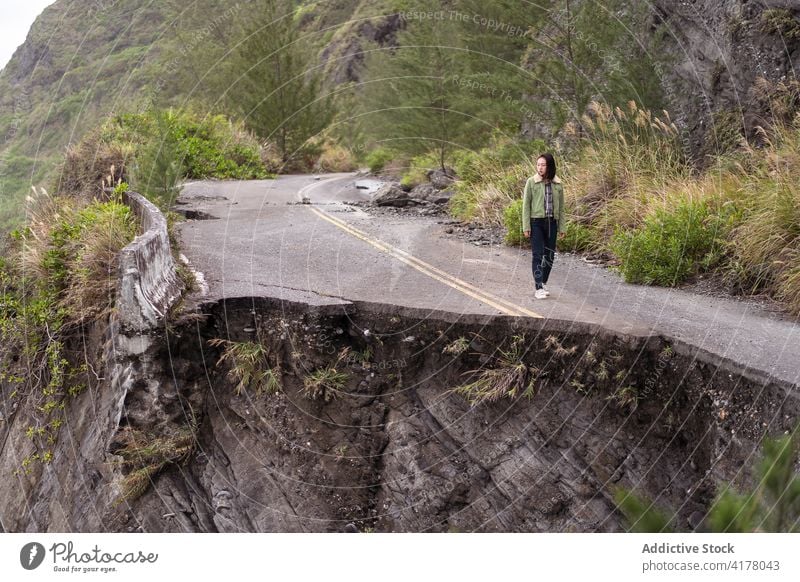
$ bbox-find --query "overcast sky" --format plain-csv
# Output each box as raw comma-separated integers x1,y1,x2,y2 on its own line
0,0,57,71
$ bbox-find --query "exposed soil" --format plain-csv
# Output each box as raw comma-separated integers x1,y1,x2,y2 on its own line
2,295,797,533
66,300,800,532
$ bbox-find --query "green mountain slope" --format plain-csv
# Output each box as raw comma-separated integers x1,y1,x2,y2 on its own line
0,1,185,221
2,0,798,228
0,0,398,225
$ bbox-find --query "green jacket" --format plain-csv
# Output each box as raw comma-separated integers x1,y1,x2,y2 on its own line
522,174,566,234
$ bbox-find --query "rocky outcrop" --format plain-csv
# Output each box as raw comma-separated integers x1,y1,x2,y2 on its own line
409,183,454,205
651,0,800,158
427,167,457,190
319,13,405,84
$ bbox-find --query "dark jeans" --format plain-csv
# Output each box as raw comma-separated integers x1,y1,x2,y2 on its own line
530,217,558,290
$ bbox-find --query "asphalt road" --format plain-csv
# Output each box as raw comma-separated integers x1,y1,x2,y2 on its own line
176,173,800,388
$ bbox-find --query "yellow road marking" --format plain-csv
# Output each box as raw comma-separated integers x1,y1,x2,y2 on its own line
297,174,352,201
309,206,542,318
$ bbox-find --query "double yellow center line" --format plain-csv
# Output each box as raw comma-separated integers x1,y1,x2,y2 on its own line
308,206,541,318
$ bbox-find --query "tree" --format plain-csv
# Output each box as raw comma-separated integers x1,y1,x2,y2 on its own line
456,0,541,136
360,1,486,171
133,110,183,209
522,0,666,137
227,0,333,166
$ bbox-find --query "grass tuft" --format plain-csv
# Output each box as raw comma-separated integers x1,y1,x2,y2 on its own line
453,335,538,405
303,349,351,402
115,424,196,503
209,338,282,396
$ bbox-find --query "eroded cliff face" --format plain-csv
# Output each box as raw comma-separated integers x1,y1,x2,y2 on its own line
652,0,800,157
2,298,796,533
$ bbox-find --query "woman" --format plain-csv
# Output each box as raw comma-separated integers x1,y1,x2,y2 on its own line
522,153,566,299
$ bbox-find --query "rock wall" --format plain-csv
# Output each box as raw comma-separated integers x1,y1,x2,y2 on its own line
653,0,800,157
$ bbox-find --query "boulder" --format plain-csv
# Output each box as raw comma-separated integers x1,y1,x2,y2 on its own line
429,189,454,205
409,183,437,202
372,183,415,207
426,167,457,190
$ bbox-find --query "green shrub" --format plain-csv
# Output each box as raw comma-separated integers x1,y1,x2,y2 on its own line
503,199,525,246
616,428,800,532
400,152,440,189
93,109,271,195
451,149,483,184
560,221,595,253
133,111,184,209
366,147,394,174
610,200,726,286
167,113,268,180
448,181,480,222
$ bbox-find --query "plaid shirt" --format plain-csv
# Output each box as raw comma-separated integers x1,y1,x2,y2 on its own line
544,181,554,218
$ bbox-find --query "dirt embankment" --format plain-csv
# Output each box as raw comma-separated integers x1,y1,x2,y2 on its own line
3,296,794,533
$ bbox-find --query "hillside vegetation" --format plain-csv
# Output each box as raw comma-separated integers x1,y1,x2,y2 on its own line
454,81,800,314
1,0,799,313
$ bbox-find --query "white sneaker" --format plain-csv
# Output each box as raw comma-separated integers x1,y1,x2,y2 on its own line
542,285,551,296
535,288,547,300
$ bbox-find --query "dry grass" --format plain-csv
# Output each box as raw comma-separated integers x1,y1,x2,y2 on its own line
303,367,349,402
564,101,690,236
19,187,137,324
725,117,800,309
315,141,358,172
209,338,282,396
115,425,196,502
544,335,577,358
608,385,640,411
58,128,133,198
453,335,538,405
452,158,533,226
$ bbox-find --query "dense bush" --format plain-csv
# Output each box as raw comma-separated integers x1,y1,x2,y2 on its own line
168,114,268,179
365,147,394,174
59,109,273,208
503,199,525,246
115,110,271,181
560,221,595,253
610,199,726,286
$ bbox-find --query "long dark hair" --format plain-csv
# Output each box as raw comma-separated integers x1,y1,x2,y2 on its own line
538,153,556,181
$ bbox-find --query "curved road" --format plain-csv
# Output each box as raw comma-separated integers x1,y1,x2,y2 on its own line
176,173,800,388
